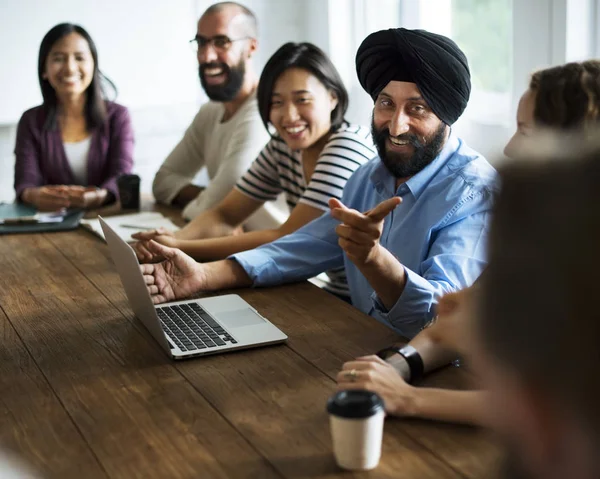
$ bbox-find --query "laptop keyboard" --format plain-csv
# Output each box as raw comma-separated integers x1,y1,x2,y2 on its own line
156,303,238,352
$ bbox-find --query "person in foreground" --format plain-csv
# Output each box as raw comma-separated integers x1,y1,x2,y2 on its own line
14,23,134,210
335,60,600,426
476,135,600,479
139,28,497,338
133,42,375,298
152,1,286,229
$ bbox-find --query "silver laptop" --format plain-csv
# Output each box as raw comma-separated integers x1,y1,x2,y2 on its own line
99,216,287,359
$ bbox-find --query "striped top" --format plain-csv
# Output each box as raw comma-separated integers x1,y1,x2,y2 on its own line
235,123,376,296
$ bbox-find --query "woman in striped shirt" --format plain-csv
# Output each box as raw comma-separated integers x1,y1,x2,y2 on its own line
133,42,375,298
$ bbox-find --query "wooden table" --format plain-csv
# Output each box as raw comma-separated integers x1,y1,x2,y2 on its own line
0,224,501,478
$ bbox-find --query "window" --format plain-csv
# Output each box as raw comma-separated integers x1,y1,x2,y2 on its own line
400,0,513,125
324,0,596,159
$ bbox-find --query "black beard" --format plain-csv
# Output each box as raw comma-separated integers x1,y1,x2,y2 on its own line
199,58,245,102
371,118,447,178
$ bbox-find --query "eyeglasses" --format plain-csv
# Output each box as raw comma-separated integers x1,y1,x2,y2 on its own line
189,35,251,52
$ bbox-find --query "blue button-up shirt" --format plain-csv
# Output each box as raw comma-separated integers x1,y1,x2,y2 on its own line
231,133,498,338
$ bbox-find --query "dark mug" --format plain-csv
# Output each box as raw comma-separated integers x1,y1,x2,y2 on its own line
117,174,140,210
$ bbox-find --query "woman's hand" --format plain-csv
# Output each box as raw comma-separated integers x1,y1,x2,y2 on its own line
336,355,417,417
22,185,107,210
22,186,71,211
67,186,107,209
132,230,179,263
131,227,176,242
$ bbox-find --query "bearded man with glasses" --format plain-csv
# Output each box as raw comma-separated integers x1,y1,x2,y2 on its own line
152,2,287,230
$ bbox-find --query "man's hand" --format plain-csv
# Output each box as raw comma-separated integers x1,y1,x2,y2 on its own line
329,197,402,266
139,240,204,304
336,355,416,417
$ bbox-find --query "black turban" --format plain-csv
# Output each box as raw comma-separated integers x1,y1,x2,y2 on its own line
356,28,471,125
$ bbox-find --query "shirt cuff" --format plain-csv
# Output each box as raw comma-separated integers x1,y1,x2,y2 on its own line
229,248,284,286
371,266,437,338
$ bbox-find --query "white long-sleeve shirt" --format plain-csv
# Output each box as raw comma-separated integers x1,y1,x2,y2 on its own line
152,93,288,230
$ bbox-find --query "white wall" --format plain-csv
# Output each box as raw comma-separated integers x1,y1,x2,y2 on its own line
0,0,202,125
0,0,319,201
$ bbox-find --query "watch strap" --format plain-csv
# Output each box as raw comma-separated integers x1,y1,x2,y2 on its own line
376,345,424,383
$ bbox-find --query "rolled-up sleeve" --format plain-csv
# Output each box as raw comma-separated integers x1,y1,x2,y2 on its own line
372,201,491,338
230,210,344,286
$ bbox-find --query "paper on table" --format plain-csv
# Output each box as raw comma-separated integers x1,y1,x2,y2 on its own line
81,212,180,242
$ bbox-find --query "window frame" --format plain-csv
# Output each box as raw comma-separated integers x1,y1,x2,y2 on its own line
323,0,595,159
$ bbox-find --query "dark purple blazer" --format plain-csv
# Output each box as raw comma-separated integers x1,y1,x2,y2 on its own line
13,101,134,201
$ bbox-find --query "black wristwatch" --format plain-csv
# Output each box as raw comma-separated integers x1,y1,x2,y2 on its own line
377,345,424,383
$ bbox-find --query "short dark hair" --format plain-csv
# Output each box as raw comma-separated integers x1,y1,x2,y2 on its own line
530,60,600,129
256,42,348,134
480,134,600,447
38,23,117,131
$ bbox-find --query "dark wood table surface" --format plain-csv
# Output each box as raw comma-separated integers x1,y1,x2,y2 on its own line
0,208,502,478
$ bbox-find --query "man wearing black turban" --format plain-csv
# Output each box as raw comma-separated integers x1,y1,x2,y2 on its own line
356,28,471,179
356,28,471,125
138,28,497,342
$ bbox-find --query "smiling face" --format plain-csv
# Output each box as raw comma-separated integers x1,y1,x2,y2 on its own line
503,89,537,158
269,67,338,151
371,81,448,179
196,9,256,102
43,32,94,101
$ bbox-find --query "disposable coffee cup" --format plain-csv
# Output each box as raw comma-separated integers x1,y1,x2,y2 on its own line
326,390,385,471
117,174,140,210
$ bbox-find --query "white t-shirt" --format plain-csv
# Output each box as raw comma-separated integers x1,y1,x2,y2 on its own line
152,92,288,230
63,137,91,185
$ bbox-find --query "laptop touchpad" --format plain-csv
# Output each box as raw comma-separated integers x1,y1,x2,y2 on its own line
218,310,266,328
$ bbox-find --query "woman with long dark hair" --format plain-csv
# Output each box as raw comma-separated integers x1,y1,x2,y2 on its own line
14,23,134,210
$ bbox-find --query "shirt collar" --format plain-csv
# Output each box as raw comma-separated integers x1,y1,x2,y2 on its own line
370,131,460,199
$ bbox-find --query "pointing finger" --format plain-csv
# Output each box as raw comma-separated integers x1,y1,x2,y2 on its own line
366,197,402,222
328,198,348,211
